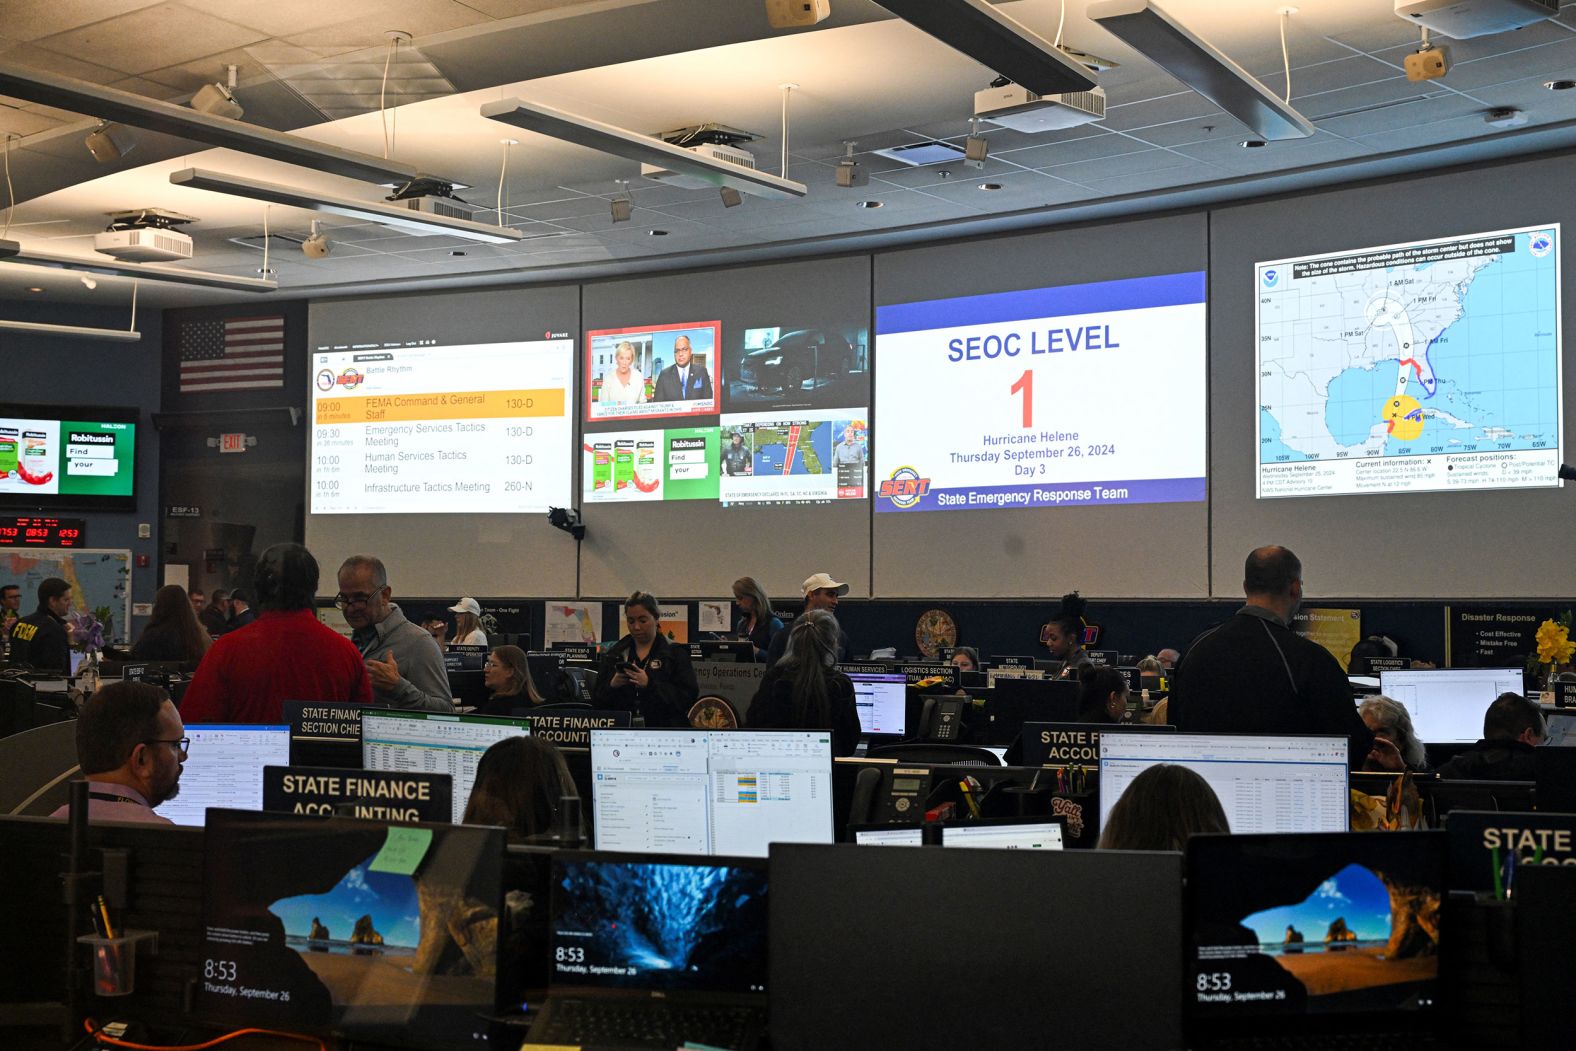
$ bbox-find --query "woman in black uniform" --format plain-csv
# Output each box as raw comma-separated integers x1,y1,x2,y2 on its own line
592,591,698,726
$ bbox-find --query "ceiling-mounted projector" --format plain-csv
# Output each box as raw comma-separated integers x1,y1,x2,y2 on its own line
1393,0,1557,39
642,141,760,189
93,208,196,262
975,83,1106,132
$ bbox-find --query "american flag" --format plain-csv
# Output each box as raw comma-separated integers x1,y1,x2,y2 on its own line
178,316,286,393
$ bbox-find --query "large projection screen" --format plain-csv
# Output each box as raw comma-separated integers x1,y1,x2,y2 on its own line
578,255,873,600
1211,155,1572,598
872,212,1210,598
306,285,581,598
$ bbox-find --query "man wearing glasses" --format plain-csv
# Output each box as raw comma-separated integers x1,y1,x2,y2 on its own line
336,554,453,712
50,680,187,824
181,543,371,722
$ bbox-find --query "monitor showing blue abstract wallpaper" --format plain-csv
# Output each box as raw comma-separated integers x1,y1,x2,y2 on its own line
1256,224,1562,498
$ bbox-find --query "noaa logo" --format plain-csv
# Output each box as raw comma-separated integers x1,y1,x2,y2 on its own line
878,466,931,509
315,369,335,391
1262,268,1279,288
1530,232,1554,258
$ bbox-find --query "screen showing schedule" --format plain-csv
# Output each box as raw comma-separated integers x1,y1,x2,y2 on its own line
310,339,573,514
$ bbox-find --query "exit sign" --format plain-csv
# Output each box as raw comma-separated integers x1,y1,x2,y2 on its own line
219,432,247,454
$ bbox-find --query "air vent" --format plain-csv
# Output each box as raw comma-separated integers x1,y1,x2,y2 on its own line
229,233,306,252
871,140,968,166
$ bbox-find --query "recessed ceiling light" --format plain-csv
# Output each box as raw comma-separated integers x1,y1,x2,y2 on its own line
857,200,884,209
1546,79,1576,91
978,182,1003,191
1240,139,1267,148
450,250,468,257
648,229,669,236
26,286,44,293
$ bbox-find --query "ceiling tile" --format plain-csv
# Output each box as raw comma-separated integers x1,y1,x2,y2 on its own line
1409,37,1576,92
0,103,69,137
860,155,1022,189
32,3,269,76
454,1,595,17
1294,75,1439,120
919,169,1087,210
179,0,399,38
1171,134,1373,175
1102,91,1221,132
0,45,132,86
0,1,163,44
1007,129,1148,168
1041,145,1190,180
1129,116,1255,150
282,2,498,52
978,122,1109,153
1074,162,1228,199
1311,92,1484,139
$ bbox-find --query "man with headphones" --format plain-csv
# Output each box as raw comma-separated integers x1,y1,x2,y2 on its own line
1169,546,1373,767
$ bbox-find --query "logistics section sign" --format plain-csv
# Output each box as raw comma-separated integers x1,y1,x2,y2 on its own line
873,273,1207,512
310,339,573,514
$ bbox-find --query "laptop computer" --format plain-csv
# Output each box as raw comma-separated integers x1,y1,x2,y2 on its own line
1185,831,1448,1049
521,851,768,1051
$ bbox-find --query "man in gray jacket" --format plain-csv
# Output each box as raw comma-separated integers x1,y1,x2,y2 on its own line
337,554,453,712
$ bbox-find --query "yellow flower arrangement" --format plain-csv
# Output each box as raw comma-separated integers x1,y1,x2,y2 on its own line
1536,618,1575,666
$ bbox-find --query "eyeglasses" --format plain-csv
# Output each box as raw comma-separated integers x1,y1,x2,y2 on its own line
145,737,190,755
334,592,375,609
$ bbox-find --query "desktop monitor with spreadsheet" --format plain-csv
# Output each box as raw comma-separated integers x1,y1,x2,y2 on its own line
1099,732,1350,834
1378,667,1525,743
844,671,907,736
361,709,530,823
154,724,291,826
852,817,1065,849
590,729,833,857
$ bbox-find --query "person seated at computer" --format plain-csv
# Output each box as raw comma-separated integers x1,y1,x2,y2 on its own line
1435,692,1545,782
747,610,861,756
593,591,697,727
951,646,980,673
1043,593,1092,679
1136,655,1166,694
1077,665,1129,724
449,597,487,646
764,572,854,665
732,575,782,661
1097,764,1229,851
420,615,449,651
181,543,371,722
1358,695,1427,772
8,576,72,673
462,736,580,841
476,645,546,715
600,340,646,404
1155,647,1181,671
130,584,213,663
48,680,185,825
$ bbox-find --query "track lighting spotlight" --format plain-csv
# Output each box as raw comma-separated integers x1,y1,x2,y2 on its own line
84,121,136,162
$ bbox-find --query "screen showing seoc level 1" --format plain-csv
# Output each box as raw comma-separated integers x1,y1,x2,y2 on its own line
873,272,1207,513
1257,224,1562,499
311,340,572,514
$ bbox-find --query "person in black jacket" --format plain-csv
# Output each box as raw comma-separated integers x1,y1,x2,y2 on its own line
592,591,698,727
1170,546,1373,767
1435,692,1545,782
8,576,73,672
748,609,862,756
130,584,212,663
226,588,256,630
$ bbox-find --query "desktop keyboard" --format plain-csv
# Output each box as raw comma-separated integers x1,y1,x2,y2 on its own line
1202,1034,1445,1050
530,997,763,1050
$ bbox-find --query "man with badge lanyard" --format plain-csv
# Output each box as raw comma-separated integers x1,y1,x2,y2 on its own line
50,680,186,824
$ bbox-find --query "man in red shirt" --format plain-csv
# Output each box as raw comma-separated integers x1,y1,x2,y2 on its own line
181,543,370,722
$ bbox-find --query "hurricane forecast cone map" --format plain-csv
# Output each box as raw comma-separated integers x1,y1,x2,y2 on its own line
1256,224,1561,498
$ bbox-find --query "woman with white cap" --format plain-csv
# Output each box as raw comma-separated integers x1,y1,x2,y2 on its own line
449,597,487,647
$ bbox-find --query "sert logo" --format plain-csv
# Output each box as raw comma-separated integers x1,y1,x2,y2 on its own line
336,369,364,390
1262,268,1279,288
315,369,335,391
878,466,931,509
1530,232,1554,258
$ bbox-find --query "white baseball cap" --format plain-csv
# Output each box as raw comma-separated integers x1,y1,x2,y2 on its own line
448,597,482,616
801,573,849,597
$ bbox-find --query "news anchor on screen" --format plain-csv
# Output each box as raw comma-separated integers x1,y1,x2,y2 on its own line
652,336,712,402
600,341,647,404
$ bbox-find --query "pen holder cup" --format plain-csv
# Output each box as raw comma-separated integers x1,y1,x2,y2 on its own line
78,930,158,997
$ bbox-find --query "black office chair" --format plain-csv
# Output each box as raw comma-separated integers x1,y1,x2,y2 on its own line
866,742,1003,766
529,701,595,712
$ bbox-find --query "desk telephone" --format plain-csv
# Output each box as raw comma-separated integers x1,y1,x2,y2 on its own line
918,696,968,741
849,765,936,825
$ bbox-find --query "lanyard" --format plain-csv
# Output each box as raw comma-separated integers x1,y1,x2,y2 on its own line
89,791,145,807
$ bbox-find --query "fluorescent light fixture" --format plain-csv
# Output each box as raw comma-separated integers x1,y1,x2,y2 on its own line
869,0,1097,95
0,60,432,185
170,168,526,244
2,245,277,293
480,98,808,200
1088,0,1314,141
0,319,141,342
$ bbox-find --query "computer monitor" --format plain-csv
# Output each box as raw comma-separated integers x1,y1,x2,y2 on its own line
844,671,907,736
197,809,504,1051
589,729,833,857
1185,831,1446,1045
361,709,530,823
852,825,924,846
1099,732,1350,834
154,724,290,826
941,816,1064,850
1378,667,1524,743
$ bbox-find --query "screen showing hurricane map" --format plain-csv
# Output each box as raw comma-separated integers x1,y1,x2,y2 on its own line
1256,224,1562,499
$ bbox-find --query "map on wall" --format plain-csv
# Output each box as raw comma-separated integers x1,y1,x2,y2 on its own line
2,548,132,641
1256,224,1562,499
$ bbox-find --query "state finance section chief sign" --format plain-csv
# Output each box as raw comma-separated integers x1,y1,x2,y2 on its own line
873,272,1207,513
1257,224,1562,499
